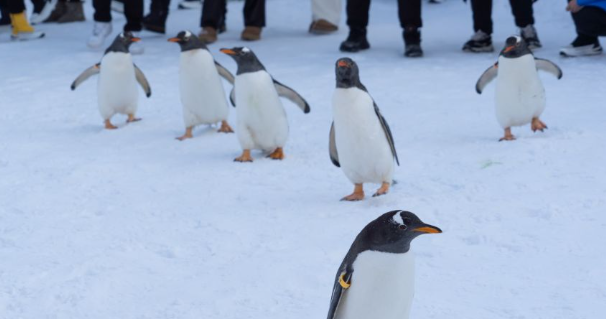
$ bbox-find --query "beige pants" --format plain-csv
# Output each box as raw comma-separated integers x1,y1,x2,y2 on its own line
311,0,342,25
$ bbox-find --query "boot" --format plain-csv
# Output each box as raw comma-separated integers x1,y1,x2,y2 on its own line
57,2,85,23
142,10,168,34
309,19,338,35
241,26,262,41
339,27,370,52
199,26,218,44
10,12,45,40
44,1,67,23
403,27,423,57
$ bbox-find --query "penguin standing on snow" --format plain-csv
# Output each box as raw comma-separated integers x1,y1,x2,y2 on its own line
71,32,151,130
326,210,441,319
168,31,236,140
476,36,563,141
220,47,310,162
329,58,399,201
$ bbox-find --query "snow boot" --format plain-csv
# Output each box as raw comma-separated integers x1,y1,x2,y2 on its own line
57,1,85,23
560,36,603,57
404,27,423,58
142,10,168,34
309,19,338,35
199,26,218,44
87,21,112,49
462,30,494,53
10,12,45,40
241,26,262,41
339,27,370,52
520,24,541,50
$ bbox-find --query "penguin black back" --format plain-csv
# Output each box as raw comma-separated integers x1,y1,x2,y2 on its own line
105,32,140,55
168,30,208,52
500,36,532,58
220,47,266,75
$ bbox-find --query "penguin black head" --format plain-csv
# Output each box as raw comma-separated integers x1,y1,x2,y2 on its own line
335,58,363,89
220,47,265,75
500,35,532,58
105,32,140,54
357,211,442,254
168,30,207,52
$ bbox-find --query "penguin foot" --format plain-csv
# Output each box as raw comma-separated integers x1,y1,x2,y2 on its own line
372,182,390,197
531,118,548,132
177,127,194,141
499,128,516,142
104,120,118,130
341,184,365,201
126,114,141,123
267,147,284,160
217,121,234,133
234,150,253,162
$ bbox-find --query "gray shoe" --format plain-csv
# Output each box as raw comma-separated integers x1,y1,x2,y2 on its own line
57,2,85,23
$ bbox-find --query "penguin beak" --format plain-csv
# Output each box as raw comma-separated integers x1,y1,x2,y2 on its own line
131,37,141,42
413,224,442,234
220,48,237,55
167,37,180,43
338,61,350,68
504,45,515,53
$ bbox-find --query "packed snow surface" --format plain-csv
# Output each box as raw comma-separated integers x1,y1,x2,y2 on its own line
1,0,605,318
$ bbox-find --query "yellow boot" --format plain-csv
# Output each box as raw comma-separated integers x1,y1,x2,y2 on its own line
10,11,45,41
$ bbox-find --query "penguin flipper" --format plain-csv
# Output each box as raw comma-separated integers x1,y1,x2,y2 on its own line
475,63,498,94
535,58,563,79
329,122,340,167
214,61,235,84
134,64,152,98
273,79,311,114
327,271,352,319
374,103,400,166
70,64,100,90
229,88,236,107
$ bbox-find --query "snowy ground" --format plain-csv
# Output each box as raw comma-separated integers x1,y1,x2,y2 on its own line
1,0,606,318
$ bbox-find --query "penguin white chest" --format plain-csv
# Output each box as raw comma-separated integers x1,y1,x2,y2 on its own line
495,55,546,128
179,50,229,127
98,52,139,118
234,71,288,151
332,88,394,184
336,251,416,319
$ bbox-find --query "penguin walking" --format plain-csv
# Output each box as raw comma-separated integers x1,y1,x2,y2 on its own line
326,210,441,319
220,47,310,162
168,31,236,140
476,36,563,141
329,58,399,201
71,32,151,130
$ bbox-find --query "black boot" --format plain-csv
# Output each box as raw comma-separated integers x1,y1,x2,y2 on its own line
339,27,370,52
142,10,168,34
404,27,423,58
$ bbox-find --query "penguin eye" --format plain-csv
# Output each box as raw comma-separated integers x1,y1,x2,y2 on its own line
399,224,407,230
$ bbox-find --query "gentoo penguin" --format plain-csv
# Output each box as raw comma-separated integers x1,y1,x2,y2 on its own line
168,31,236,140
329,58,399,201
326,210,441,319
476,36,563,141
71,32,151,129
220,47,310,162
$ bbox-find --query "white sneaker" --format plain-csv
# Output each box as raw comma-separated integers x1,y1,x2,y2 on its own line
560,43,603,57
111,0,124,13
129,32,144,55
178,0,202,10
30,0,58,25
10,31,46,41
87,22,113,49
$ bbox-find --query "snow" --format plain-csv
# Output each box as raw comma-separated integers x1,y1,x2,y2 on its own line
1,0,605,318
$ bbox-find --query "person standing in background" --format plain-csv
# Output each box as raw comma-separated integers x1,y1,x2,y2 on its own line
310,0,341,34
88,0,144,54
199,0,265,43
560,0,606,56
0,0,45,40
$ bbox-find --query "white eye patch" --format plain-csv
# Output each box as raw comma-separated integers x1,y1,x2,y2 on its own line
514,35,522,43
184,30,192,38
391,211,405,225
242,47,250,53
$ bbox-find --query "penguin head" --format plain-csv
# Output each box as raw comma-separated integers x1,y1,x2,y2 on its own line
168,30,207,52
363,211,442,253
335,58,361,89
500,36,532,58
220,47,265,75
106,32,141,54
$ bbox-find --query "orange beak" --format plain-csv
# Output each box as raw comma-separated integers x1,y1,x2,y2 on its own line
338,60,349,68
131,37,141,42
167,37,180,42
413,226,442,234
504,45,515,53
220,49,236,55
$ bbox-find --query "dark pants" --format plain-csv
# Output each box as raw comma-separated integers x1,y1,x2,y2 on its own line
346,0,422,29
201,0,265,28
150,0,171,15
471,0,534,34
571,5,606,44
93,0,143,32
0,0,25,14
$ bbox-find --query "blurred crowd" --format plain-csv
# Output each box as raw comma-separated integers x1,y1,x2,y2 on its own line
1,0,605,57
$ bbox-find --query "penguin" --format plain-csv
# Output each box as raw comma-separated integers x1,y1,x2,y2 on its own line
71,32,151,130
326,210,442,319
220,47,310,162
329,58,399,201
168,30,236,140
476,36,563,141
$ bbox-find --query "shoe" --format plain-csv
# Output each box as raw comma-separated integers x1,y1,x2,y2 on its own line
30,0,57,24
241,26,262,41
560,42,603,57
57,2,85,23
520,24,541,49
87,22,112,49
111,0,124,14
339,27,370,52
309,19,338,35
178,0,202,10
462,30,494,52
10,12,45,41
403,27,423,57
129,32,144,55
199,26,218,44
142,11,167,34
44,1,66,23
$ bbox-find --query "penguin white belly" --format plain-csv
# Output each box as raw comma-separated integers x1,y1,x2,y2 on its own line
495,55,546,128
97,52,139,119
235,71,288,151
179,50,229,128
336,251,415,319
333,88,394,184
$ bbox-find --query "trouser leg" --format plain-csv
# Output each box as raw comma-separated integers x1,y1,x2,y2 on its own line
572,5,606,39
243,0,265,27
509,0,534,28
346,0,370,29
398,0,422,29
200,0,226,28
93,0,111,22
123,0,143,31
470,0,492,34
6,0,26,13
311,0,341,25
